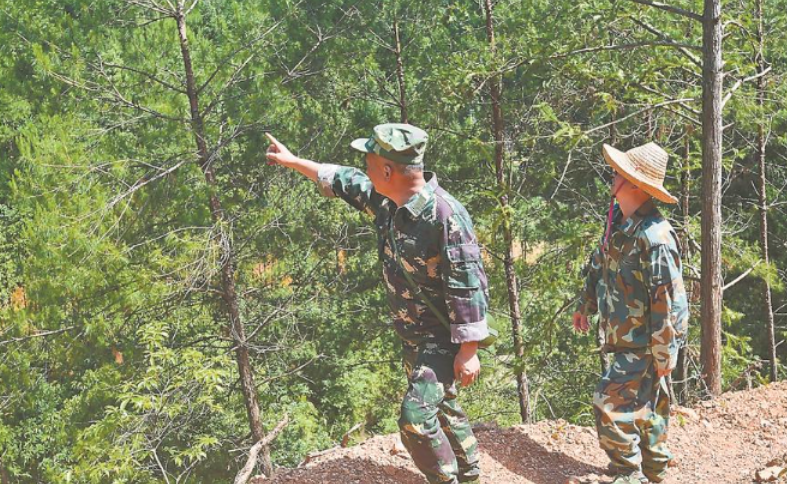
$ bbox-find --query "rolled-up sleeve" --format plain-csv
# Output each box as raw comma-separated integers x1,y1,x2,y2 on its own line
316,164,341,197
645,243,689,372
315,165,384,216
440,211,490,344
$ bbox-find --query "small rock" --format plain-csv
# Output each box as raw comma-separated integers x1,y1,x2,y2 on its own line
755,466,786,482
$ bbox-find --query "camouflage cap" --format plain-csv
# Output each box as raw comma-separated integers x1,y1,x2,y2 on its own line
350,123,428,165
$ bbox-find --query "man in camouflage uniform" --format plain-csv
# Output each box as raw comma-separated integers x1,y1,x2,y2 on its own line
265,124,489,484
573,142,689,484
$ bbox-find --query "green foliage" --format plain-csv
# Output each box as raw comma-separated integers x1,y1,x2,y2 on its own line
1,0,786,482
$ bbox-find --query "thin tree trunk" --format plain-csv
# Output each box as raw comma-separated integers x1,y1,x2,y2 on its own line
0,459,9,484
482,0,530,423
175,8,273,475
700,0,724,396
755,0,778,382
675,125,692,403
393,15,408,124
647,109,654,139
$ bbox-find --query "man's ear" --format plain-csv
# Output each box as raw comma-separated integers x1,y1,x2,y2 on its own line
383,164,392,181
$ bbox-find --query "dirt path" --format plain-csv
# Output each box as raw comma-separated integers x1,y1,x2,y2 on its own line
264,382,787,484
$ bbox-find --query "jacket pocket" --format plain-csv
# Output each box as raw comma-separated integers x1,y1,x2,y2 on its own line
445,244,482,290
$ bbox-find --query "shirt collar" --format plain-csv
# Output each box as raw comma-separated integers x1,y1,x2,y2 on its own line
401,172,438,217
618,199,657,237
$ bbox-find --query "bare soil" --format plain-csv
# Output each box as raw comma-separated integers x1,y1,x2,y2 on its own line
262,382,787,484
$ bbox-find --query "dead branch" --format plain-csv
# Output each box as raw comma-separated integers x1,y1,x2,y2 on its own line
722,66,772,108
584,98,694,135
0,326,77,346
626,0,703,22
234,414,289,484
631,17,702,67
341,423,363,448
101,61,186,93
722,261,761,292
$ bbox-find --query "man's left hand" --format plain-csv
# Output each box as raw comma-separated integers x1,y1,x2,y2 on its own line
454,342,480,388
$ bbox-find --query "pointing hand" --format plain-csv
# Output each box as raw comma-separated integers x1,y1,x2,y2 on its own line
265,133,298,166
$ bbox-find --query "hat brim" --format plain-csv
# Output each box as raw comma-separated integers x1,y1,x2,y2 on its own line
603,144,678,204
350,138,372,154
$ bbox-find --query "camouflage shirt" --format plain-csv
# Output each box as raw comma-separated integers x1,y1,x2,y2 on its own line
577,200,689,371
317,165,490,346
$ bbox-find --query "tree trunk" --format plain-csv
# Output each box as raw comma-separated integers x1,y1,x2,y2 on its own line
482,0,530,423
755,0,777,382
675,125,692,403
0,459,9,484
175,9,273,475
700,0,724,396
393,15,408,124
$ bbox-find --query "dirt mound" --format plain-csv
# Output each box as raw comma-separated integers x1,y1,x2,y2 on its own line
264,382,787,484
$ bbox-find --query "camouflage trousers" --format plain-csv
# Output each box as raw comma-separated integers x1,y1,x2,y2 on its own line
399,343,481,484
593,352,672,483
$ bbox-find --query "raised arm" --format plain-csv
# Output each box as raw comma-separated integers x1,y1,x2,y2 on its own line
265,133,384,216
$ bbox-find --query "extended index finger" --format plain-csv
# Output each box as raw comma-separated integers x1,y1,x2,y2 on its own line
264,132,281,146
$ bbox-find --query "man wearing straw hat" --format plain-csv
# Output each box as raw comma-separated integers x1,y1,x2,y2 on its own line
573,142,689,484
264,124,489,484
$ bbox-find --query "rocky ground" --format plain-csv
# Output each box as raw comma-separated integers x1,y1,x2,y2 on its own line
261,382,787,484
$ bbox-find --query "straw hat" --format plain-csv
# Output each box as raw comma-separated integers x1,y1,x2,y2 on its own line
603,142,677,204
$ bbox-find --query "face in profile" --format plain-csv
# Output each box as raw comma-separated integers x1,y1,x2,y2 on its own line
611,172,648,203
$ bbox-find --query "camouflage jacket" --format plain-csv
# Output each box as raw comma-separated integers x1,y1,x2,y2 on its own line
577,200,689,371
317,165,490,346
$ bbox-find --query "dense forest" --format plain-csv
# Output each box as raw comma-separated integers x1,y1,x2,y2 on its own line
1,0,786,482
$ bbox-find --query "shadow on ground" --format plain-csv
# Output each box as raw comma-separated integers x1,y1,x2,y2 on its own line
264,457,427,484
479,427,607,483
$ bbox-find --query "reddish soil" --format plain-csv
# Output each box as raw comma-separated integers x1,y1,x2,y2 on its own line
263,382,787,484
